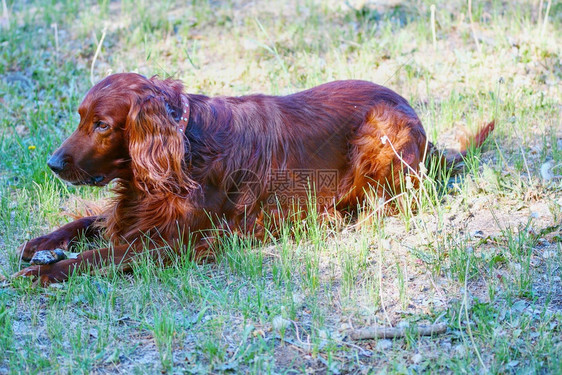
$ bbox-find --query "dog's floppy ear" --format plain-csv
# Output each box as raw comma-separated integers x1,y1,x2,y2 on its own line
127,95,196,195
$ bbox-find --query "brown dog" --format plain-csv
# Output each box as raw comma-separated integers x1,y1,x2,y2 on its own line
16,73,494,285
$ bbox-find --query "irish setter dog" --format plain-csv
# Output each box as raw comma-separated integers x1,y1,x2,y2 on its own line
16,73,494,285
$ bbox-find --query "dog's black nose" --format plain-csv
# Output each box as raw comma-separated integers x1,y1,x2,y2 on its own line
47,154,68,173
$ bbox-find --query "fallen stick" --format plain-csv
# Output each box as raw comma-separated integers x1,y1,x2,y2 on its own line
348,323,447,340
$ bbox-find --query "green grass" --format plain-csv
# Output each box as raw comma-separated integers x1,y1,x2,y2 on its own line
1,0,561,373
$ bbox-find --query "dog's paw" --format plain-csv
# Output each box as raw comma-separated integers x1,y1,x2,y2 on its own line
13,263,68,287
18,234,67,261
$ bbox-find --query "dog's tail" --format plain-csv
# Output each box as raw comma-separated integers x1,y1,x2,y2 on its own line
424,120,495,175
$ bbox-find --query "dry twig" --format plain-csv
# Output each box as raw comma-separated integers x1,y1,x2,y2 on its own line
430,5,437,50
467,0,482,57
348,323,447,340
90,27,107,85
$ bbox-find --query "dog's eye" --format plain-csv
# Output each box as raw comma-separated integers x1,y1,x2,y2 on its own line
95,122,109,131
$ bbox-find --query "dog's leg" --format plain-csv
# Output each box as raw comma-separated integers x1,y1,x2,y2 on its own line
18,216,100,261
14,244,141,286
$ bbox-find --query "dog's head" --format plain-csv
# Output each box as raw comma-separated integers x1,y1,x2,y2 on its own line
48,73,195,193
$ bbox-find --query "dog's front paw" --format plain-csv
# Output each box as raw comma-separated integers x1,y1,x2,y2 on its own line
13,263,69,287
18,234,67,261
